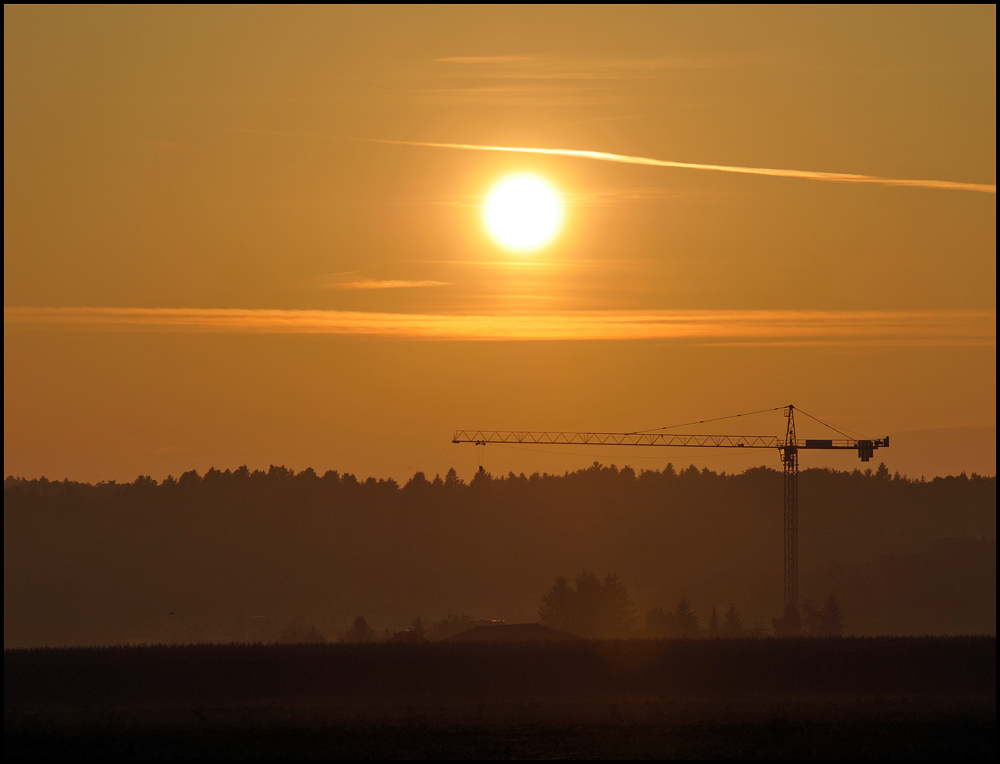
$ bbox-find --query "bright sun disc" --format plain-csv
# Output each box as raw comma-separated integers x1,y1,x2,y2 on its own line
485,175,561,250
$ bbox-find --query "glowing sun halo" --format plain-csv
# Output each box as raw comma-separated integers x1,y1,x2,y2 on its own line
485,175,561,250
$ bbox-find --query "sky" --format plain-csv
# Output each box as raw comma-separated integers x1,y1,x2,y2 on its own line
4,5,996,483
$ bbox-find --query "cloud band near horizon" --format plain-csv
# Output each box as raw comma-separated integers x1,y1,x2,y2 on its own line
369,139,996,194
5,307,994,345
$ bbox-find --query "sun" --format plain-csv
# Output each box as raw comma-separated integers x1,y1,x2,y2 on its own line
484,175,561,250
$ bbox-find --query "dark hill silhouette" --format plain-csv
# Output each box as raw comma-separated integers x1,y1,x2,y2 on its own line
3,464,994,646
446,623,580,642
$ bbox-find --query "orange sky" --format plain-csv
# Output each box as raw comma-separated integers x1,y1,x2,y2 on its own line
4,6,995,482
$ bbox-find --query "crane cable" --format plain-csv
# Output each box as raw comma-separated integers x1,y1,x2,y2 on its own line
476,405,866,468
793,407,863,440
630,406,784,435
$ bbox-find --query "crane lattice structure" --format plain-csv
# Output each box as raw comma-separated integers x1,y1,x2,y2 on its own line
453,405,888,610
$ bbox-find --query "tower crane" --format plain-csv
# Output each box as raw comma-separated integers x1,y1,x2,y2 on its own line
453,405,888,610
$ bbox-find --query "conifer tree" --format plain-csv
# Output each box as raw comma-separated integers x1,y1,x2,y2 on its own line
722,603,742,633
341,615,375,643
410,616,426,640
818,593,844,636
539,575,577,633
674,598,699,636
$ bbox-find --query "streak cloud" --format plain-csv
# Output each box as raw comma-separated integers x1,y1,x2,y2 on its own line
369,139,996,194
5,307,993,345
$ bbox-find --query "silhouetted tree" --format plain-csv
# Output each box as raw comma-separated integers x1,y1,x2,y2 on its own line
772,603,802,637
539,575,575,631
574,571,604,636
709,606,720,635
340,615,375,643
645,599,700,637
598,573,635,636
539,571,634,637
410,616,426,640
818,593,844,636
674,598,699,636
402,472,429,493
723,603,742,633
801,599,821,635
178,469,201,488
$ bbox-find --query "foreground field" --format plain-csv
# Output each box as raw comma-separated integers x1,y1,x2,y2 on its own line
5,637,995,759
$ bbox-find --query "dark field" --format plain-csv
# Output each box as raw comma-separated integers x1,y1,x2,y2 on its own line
5,637,995,759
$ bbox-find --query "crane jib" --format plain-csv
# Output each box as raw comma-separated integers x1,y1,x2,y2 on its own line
452,430,888,458
452,431,780,447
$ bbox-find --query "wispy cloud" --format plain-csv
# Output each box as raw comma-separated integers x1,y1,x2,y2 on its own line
367,140,996,194
184,123,994,194
434,56,537,65
376,55,730,106
5,307,993,345
321,279,451,290
406,85,618,107
430,55,729,78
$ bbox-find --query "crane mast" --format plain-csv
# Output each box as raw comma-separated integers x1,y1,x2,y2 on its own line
782,407,799,609
453,404,888,612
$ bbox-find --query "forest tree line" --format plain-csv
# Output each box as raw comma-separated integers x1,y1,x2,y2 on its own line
4,463,995,646
285,572,845,644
